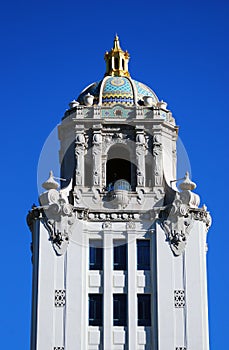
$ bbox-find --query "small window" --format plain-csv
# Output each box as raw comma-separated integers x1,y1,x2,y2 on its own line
114,240,127,270
137,240,150,270
89,294,103,326
138,294,151,326
113,294,127,326
89,240,103,270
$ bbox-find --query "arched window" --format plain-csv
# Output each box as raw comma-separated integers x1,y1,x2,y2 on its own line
106,145,136,190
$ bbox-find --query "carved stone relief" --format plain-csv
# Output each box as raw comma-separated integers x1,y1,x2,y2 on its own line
152,135,163,186
75,132,85,186
161,194,193,256
161,186,211,256
39,189,75,255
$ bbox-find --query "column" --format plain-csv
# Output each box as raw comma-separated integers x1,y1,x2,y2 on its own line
92,131,102,187
152,134,163,187
136,131,146,188
75,131,85,187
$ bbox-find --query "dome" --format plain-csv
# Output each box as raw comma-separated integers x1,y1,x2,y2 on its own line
77,76,159,106
76,36,159,107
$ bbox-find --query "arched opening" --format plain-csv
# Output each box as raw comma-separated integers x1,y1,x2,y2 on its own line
106,145,136,190
114,57,119,69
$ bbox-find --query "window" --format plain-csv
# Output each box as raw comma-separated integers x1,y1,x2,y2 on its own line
114,240,127,270
113,294,127,326
137,240,150,270
115,57,119,69
89,240,103,270
89,294,103,326
138,294,151,326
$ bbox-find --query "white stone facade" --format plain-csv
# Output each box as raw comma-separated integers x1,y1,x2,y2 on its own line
27,37,211,350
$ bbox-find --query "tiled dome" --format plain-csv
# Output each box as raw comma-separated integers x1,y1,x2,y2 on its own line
77,76,158,106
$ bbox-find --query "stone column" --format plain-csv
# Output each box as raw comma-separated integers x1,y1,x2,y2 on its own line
75,132,85,187
136,131,146,187
152,134,163,187
92,132,102,187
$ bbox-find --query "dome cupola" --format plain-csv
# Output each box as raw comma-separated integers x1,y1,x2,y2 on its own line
104,35,130,77
76,36,159,107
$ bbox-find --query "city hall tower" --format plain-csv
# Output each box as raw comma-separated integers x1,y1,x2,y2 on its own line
27,36,211,350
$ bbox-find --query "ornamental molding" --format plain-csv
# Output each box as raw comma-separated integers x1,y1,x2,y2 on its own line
78,209,141,222
102,130,134,154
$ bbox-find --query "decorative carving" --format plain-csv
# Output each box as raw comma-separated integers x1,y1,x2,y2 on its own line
152,135,163,186
162,197,193,256
176,348,186,350
137,171,144,186
82,210,139,222
93,170,100,185
137,188,145,205
74,188,82,204
126,221,136,230
136,133,145,145
102,221,112,230
75,133,85,145
112,189,130,209
93,133,102,144
174,290,185,308
160,172,212,255
92,188,100,203
54,347,64,350
191,205,212,231
152,135,162,157
55,290,66,307
40,189,75,255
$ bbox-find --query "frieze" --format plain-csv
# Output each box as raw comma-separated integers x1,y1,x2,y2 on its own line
76,209,140,222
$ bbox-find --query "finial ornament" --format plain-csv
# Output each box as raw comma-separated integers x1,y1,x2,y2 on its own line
42,170,59,190
179,171,196,191
104,35,130,77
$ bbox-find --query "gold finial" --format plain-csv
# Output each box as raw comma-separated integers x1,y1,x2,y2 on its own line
104,35,130,77
113,34,121,50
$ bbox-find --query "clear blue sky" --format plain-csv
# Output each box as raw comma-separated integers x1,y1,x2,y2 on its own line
0,0,228,348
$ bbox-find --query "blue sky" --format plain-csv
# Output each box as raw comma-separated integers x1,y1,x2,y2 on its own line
0,0,228,348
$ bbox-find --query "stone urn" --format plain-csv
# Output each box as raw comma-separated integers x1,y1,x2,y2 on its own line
84,93,94,106
143,95,154,107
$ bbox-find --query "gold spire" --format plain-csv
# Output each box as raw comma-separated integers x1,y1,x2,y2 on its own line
104,35,130,77
113,34,121,50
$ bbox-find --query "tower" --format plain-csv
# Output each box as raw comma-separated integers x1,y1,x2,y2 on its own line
27,36,212,350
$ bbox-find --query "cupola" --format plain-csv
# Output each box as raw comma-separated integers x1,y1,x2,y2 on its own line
104,35,130,77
